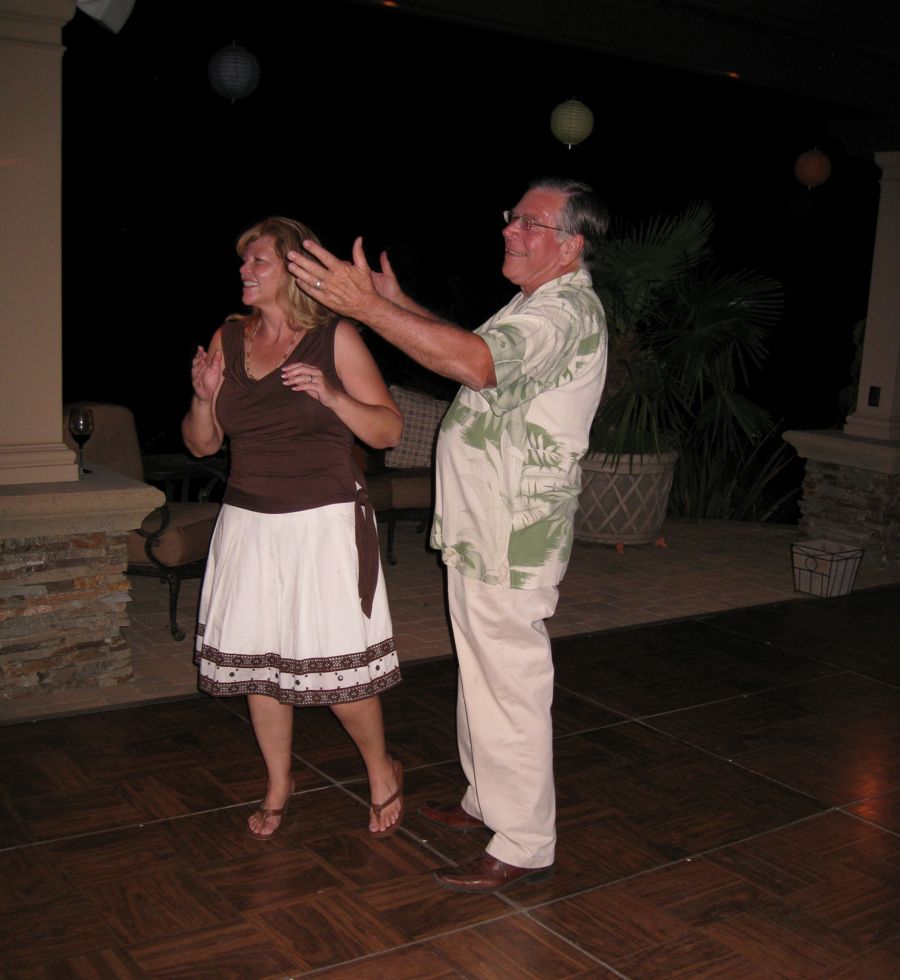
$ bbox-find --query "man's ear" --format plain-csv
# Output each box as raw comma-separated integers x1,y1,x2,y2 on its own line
562,233,585,263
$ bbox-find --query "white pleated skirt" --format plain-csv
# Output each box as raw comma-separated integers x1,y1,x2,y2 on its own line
194,502,400,705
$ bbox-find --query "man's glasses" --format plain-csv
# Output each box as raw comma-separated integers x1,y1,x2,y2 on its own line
502,210,568,234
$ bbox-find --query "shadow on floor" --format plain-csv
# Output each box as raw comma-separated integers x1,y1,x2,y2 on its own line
1,583,899,976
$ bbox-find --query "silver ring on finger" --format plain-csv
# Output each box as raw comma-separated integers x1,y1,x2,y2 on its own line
315,278,322,289
306,374,313,384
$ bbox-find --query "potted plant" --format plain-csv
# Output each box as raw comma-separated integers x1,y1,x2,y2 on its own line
575,202,784,545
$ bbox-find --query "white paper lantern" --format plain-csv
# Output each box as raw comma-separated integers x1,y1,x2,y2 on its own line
794,148,832,188
550,99,594,148
208,43,261,102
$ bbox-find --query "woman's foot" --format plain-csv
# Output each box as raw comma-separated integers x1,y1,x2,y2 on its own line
369,757,404,838
247,778,295,840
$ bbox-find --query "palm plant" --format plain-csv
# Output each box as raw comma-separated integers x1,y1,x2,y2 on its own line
588,202,788,519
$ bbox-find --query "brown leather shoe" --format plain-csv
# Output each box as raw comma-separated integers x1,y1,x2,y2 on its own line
419,800,486,831
435,853,554,893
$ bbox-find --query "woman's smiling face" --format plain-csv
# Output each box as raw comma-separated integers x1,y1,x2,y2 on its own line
240,235,288,310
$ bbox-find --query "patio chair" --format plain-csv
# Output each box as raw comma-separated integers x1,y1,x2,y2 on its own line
359,385,448,564
63,402,225,640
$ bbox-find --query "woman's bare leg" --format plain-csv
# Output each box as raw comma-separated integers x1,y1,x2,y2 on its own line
247,694,295,837
330,695,401,833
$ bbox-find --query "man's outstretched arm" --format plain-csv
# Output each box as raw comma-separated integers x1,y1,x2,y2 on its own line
288,238,497,390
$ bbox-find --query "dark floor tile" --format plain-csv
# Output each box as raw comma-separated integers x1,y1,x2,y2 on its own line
127,920,300,978
357,872,509,943
11,785,146,842
0,799,32,847
382,720,460,771
209,755,329,800
820,935,900,978
82,869,241,945
552,688,627,735
0,744,97,800
61,697,209,748
308,942,463,978
381,681,456,728
117,765,243,820
515,723,824,905
46,822,182,886
427,913,614,977
533,884,704,964
251,890,411,971
1,947,146,979
554,618,836,717
709,811,900,902
278,784,377,844
700,585,900,670
649,673,900,805
0,845,73,911
156,804,304,865
200,845,345,913
861,660,900,688
312,827,441,888
0,895,118,969
76,729,218,783
534,856,857,977
843,789,900,834
398,655,460,690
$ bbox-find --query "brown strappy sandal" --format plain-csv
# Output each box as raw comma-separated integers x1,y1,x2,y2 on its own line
246,781,295,841
370,758,404,839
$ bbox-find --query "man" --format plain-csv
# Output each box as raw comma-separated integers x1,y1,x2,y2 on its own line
288,177,608,891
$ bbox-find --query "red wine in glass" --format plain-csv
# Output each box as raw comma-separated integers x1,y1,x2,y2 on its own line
68,408,94,474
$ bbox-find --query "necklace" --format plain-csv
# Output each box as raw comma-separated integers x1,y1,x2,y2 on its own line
244,322,302,380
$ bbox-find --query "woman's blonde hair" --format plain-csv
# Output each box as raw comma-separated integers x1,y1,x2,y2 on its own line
233,216,331,331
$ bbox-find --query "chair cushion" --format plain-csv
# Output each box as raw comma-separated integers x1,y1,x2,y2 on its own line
388,468,433,510
127,502,220,567
385,386,448,469
365,474,392,513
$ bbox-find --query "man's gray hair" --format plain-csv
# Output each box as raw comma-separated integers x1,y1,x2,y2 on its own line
528,176,609,266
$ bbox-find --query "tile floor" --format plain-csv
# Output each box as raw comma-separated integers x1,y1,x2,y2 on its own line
1,521,899,976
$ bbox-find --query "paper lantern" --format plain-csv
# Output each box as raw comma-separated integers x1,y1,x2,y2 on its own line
550,99,594,148
794,148,832,188
208,43,261,102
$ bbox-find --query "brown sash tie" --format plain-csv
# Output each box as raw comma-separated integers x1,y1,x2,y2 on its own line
354,483,378,618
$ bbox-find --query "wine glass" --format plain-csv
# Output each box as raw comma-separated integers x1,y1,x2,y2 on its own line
68,407,94,474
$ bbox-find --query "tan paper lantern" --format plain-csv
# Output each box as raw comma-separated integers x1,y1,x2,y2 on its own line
208,43,261,102
550,99,594,148
794,148,832,188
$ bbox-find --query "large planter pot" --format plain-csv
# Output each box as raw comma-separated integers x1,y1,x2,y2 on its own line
575,451,678,545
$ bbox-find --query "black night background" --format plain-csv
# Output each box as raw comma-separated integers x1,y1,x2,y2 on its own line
61,0,881,471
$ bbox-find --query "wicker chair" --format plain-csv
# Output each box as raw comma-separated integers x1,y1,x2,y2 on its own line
361,386,447,564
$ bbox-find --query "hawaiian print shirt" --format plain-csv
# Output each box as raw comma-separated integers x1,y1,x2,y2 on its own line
432,268,607,589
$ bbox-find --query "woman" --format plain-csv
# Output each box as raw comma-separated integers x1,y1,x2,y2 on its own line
183,217,404,840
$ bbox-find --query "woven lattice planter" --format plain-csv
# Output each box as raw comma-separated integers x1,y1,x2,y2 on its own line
575,451,678,545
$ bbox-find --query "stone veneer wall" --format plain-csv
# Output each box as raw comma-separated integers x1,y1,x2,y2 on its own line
799,460,900,565
0,530,133,700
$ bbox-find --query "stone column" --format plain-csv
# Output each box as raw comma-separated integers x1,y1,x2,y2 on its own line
0,0,77,485
0,2,167,703
785,151,900,565
844,152,900,442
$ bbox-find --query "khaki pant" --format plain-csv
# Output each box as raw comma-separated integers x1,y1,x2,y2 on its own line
448,567,559,868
